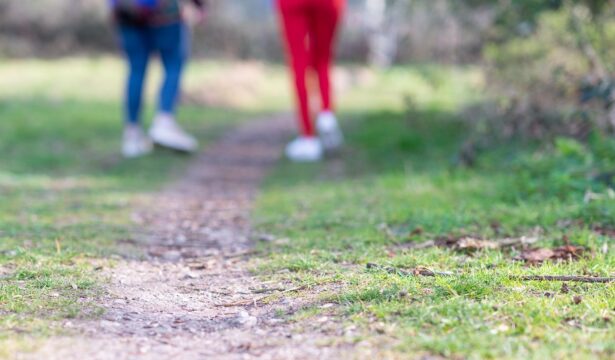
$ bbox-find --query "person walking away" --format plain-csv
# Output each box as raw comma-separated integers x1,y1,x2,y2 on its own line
276,0,346,162
110,0,206,158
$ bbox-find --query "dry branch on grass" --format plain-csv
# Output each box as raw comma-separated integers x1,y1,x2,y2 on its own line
366,263,615,283
510,275,615,283
366,263,454,277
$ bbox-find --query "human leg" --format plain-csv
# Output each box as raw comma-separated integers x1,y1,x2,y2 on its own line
152,22,187,116
309,0,344,112
278,0,315,137
309,0,346,150
117,25,153,157
149,22,198,152
118,25,151,124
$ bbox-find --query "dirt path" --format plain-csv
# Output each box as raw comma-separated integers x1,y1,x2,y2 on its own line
19,116,364,360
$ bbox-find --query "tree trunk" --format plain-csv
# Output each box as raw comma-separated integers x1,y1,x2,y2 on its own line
365,0,404,67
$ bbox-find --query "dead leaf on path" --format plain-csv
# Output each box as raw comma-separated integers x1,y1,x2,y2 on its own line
187,258,217,270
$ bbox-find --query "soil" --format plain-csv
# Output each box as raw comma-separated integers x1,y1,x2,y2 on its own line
16,116,370,360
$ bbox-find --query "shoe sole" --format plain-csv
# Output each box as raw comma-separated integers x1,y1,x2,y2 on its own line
285,149,323,162
152,140,197,153
122,148,153,159
149,131,198,153
122,142,153,159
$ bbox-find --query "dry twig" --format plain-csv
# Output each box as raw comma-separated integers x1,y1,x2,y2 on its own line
367,263,615,283
511,275,615,284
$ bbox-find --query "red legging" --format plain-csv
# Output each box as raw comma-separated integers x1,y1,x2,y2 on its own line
277,0,345,137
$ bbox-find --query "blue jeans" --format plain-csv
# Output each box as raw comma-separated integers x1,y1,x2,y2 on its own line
117,22,188,124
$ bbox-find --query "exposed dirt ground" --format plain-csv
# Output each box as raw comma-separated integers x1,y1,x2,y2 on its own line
16,116,371,360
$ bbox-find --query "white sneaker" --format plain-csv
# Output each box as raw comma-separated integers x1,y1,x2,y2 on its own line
316,111,344,151
149,113,199,153
123,124,153,158
285,137,323,162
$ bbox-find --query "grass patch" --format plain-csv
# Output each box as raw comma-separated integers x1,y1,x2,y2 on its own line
254,66,615,359
0,57,283,345
2,57,612,358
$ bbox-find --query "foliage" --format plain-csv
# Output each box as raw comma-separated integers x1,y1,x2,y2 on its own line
451,0,615,159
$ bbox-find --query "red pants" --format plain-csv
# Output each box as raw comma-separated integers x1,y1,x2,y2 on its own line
277,0,345,136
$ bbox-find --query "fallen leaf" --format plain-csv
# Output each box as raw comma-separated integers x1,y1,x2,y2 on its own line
551,245,585,261
564,317,582,328
560,283,570,294
520,248,555,263
594,226,615,238
422,288,434,295
413,266,436,276
409,227,424,237
518,245,585,264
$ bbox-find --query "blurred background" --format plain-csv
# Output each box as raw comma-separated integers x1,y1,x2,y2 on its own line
1,2,615,357
2,0,615,167
0,0,487,62
3,0,615,136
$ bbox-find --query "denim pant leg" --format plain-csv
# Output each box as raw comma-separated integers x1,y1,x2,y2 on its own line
118,25,151,124
151,22,188,116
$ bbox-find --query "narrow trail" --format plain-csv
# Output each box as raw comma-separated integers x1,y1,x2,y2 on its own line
20,116,361,360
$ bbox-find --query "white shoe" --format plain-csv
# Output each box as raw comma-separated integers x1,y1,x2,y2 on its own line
123,124,153,158
285,137,323,162
149,113,199,153
316,111,344,151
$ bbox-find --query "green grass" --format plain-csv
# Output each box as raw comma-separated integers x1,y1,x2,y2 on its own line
1,57,613,359
254,65,615,359
0,57,282,351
